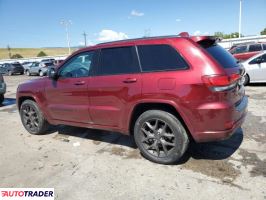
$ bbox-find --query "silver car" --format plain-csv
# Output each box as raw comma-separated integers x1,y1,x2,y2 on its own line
25,61,54,76
242,51,266,85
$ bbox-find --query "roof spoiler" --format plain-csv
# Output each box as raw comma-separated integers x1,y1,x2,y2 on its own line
191,36,222,44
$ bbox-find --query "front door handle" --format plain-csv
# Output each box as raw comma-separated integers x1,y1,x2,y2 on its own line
123,78,137,83
74,81,85,86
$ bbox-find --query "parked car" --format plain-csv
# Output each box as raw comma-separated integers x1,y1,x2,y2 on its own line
17,34,248,164
229,42,266,62
242,51,266,85
21,61,34,70
53,59,64,66
41,58,55,63
0,62,24,75
25,61,54,76
0,74,6,104
39,65,54,77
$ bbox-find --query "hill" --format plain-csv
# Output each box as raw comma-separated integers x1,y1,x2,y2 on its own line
0,48,77,59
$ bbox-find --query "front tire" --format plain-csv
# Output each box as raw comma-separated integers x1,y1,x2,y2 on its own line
26,70,31,76
0,94,4,104
39,71,44,77
8,71,12,76
20,100,50,134
134,110,189,164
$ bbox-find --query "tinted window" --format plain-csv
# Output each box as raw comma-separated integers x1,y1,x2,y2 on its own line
59,51,95,78
249,54,266,64
204,44,238,68
98,46,139,75
249,44,262,52
262,54,266,63
137,44,189,72
263,44,266,50
232,45,247,54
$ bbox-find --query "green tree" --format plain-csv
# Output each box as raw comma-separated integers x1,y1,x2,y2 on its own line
214,32,224,38
37,51,47,57
261,28,266,35
11,54,23,59
214,32,243,39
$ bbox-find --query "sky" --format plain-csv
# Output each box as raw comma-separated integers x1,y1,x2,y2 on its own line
0,0,265,48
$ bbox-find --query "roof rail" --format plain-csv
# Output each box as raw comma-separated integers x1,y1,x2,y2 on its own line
97,34,185,46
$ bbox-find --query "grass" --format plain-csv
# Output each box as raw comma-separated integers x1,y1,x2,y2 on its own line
0,48,77,59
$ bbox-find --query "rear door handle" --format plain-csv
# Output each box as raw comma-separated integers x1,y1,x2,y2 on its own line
123,78,137,83
74,81,85,86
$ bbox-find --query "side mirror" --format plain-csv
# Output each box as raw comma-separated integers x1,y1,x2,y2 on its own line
48,67,58,80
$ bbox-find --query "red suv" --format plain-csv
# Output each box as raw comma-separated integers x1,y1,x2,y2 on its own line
17,34,248,164
229,42,266,62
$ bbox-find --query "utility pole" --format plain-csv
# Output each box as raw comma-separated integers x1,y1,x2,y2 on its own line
7,45,11,58
238,0,242,38
60,20,72,55
82,32,87,46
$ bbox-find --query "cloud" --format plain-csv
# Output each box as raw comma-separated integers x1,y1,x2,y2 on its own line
130,10,144,17
79,41,85,46
193,30,210,36
98,29,129,42
176,18,181,22
193,30,201,36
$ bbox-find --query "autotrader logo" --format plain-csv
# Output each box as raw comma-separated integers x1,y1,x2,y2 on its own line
0,188,54,199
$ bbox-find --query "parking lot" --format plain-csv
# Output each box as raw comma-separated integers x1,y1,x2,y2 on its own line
0,75,265,200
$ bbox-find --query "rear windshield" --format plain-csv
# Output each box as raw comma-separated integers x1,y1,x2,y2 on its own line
200,41,238,68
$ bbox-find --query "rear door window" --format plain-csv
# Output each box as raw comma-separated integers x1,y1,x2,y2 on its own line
201,43,238,68
137,44,189,72
262,44,266,50
249,44,262,52
98,46,140,75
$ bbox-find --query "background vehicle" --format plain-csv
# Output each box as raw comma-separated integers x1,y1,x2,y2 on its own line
229,42,266,62
0,74,6,104
0,62,24,75
242,51,266,85
21,61,34,69
41,58,55,63
26,61,54,76
39,65,54,76
17,34,247,164
53,59,64,66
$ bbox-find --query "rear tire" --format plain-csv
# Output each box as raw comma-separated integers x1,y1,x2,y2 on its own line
243,74,249,86
20,100,50,135
0,94,4,104
134,110,189,164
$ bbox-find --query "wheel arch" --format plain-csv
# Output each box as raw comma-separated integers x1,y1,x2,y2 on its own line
128,102,194,141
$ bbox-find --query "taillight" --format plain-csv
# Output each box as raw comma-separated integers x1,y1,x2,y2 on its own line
202,73,241,91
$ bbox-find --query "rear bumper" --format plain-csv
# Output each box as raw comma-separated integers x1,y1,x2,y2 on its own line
192,96,248,143
12,68,24,74
193,110,247,142
0,82,6,94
